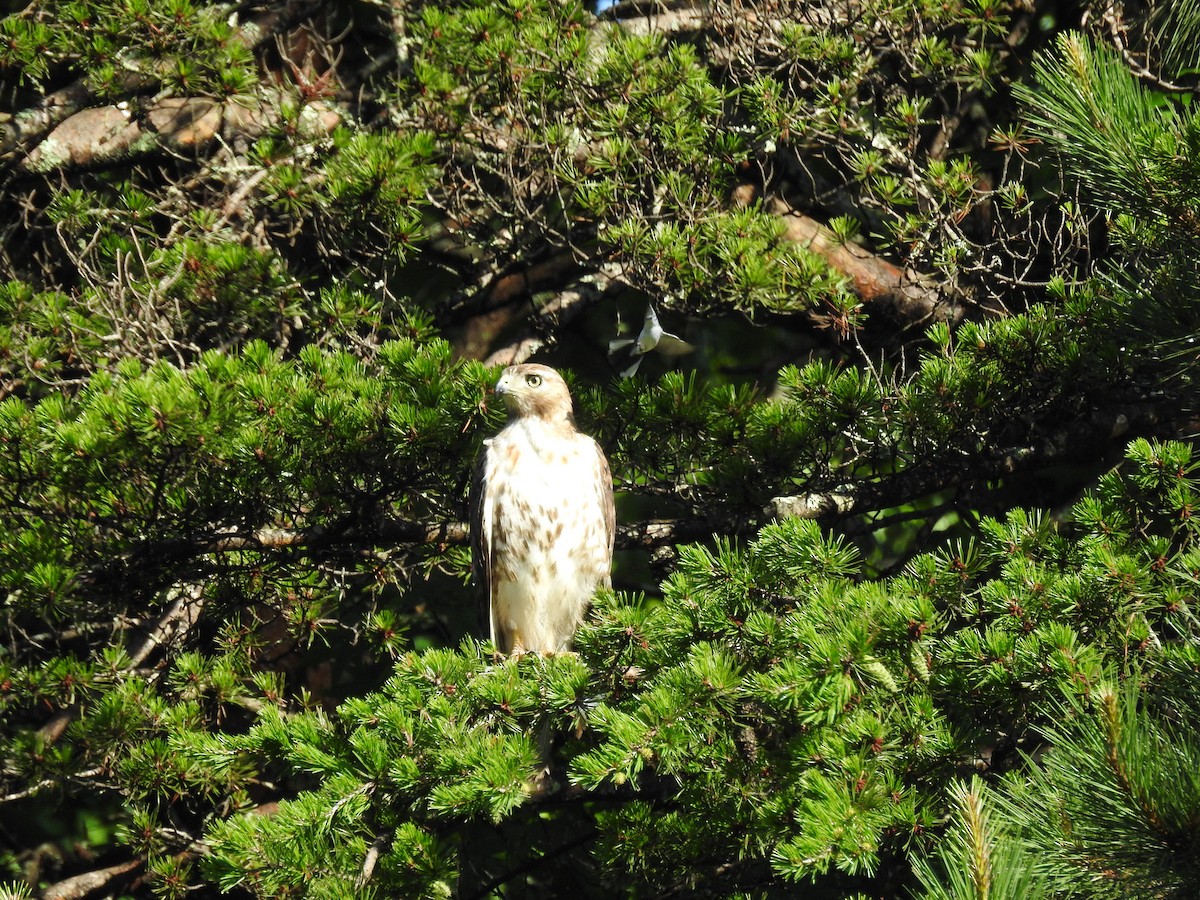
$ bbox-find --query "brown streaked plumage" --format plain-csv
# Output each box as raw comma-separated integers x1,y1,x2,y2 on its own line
470,364,615,655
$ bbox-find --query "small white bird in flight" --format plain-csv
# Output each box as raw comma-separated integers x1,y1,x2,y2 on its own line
608,304,693,377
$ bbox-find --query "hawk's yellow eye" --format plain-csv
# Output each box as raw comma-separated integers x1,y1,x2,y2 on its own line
525,373,542,387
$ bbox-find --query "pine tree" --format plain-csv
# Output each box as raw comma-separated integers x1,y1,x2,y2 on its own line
0,1,1197,898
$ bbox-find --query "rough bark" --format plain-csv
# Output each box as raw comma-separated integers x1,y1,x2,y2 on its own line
41,859,143,900
0,0,329,165
18,91,339,172
771,200,963,330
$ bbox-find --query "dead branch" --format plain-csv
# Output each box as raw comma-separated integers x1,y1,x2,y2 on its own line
451,253,584,360
483,266,622,367
0,75,140,165
0,768,105,805
1098,0,1196,93
770,200,962,329
19,90,340,173
0,0,331,164
604,4,707,37
40,859,143,900
128,583,206,667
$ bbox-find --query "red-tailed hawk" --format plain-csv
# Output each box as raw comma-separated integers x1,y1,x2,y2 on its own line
471,364,615,655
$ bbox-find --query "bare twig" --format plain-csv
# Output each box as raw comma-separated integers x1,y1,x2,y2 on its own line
40,858,143,900
1,768,105,805
1100,0,1195,93
356,835,387,891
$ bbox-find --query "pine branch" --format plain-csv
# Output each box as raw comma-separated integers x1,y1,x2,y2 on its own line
1017,31,1186,215
69,399,1162,606
1099,1,1198,93
911,777,1049,900
1098,687,1169,838
992,677,1200,896
0,0,330,166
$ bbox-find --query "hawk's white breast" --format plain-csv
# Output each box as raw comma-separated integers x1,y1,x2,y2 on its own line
483,417,611,654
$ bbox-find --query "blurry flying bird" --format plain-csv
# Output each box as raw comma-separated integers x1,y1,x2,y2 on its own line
608,304,693,377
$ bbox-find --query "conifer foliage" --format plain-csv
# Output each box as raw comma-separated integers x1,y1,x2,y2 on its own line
0,1,1197,897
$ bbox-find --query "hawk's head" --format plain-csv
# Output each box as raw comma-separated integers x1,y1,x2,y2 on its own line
495,364,574,425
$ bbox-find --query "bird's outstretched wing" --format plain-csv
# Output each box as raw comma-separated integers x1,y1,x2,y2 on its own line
654,331,692,357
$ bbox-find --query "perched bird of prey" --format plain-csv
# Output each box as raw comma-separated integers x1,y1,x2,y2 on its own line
471,364,615,656
608,303,693,377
